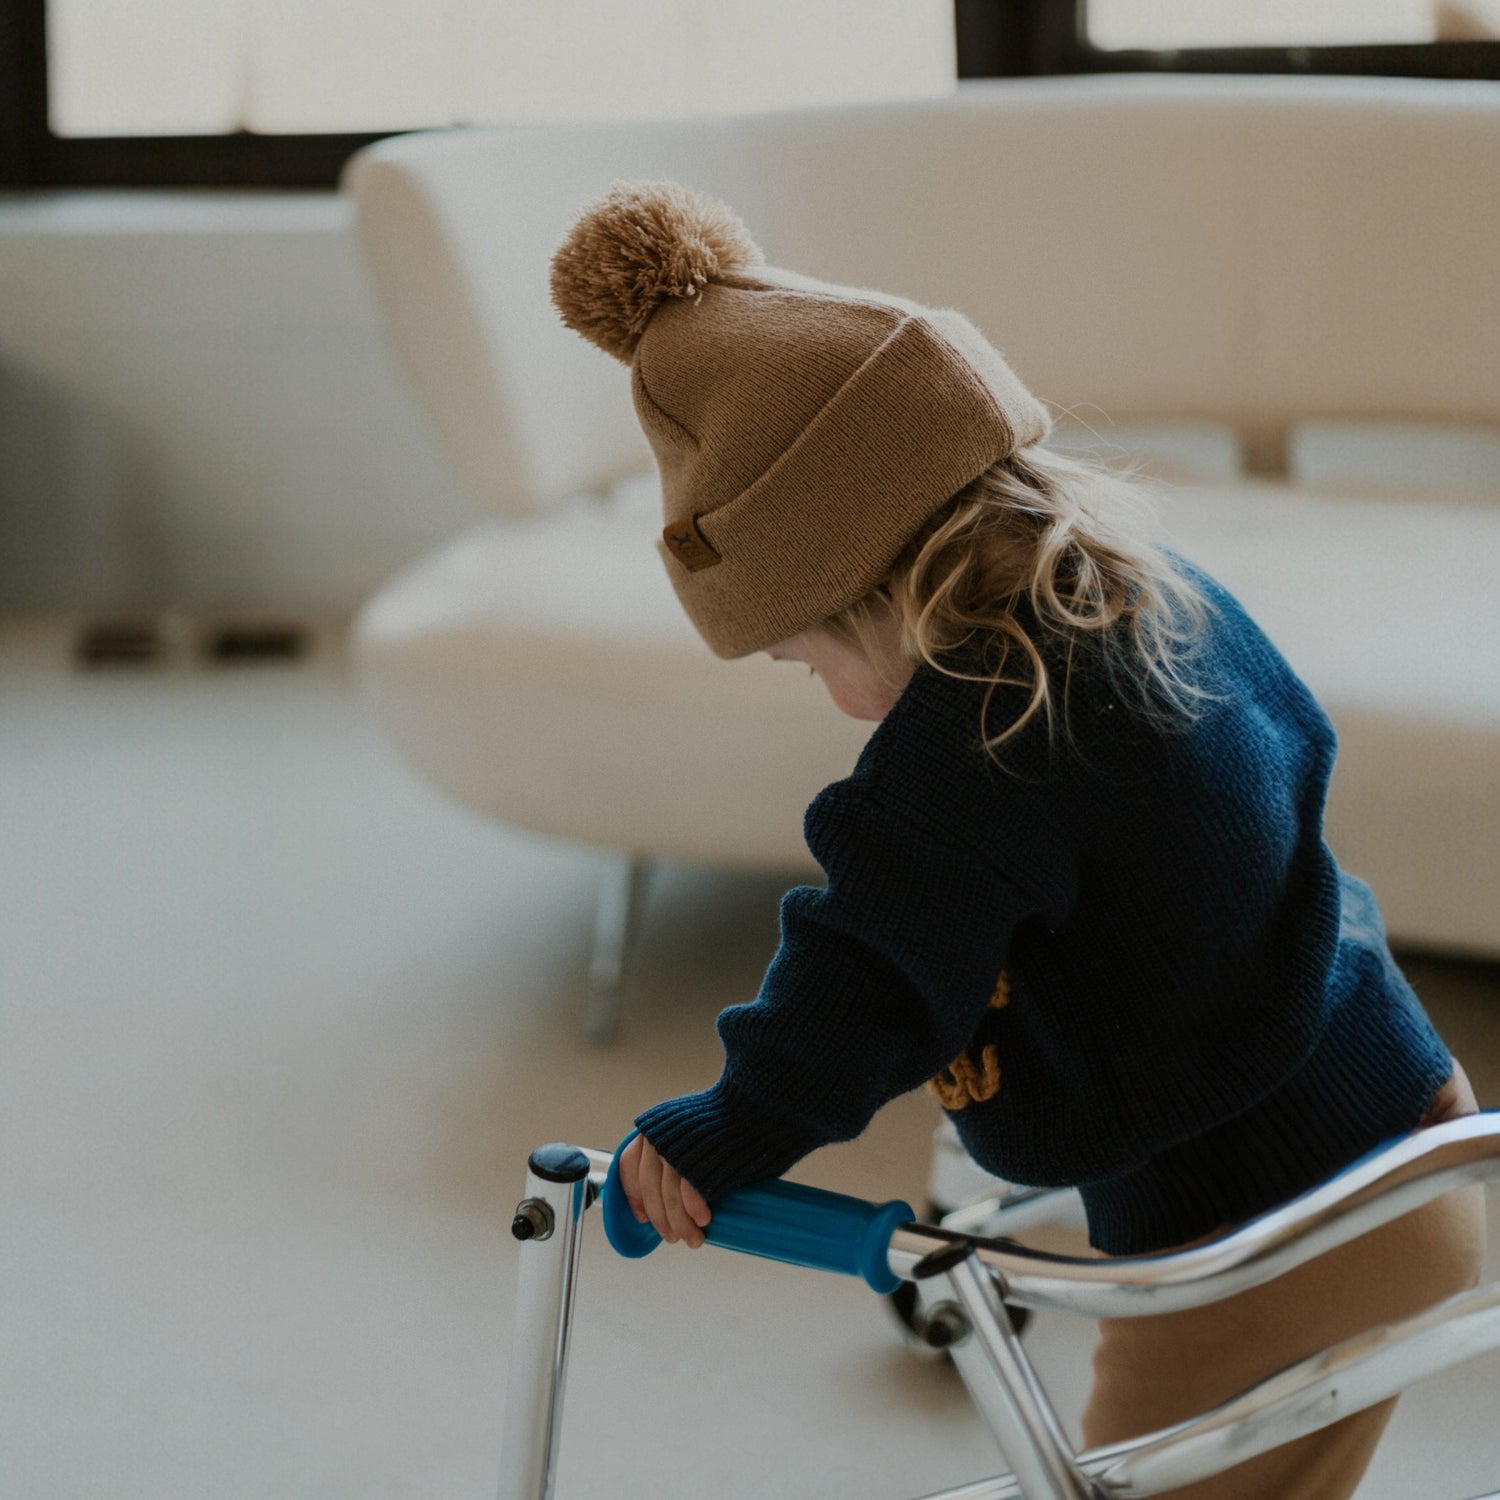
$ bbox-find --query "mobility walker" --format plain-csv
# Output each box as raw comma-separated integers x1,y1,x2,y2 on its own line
498,1111,1500,1500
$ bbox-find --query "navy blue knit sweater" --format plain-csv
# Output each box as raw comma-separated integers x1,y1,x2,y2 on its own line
635,560,1453,1254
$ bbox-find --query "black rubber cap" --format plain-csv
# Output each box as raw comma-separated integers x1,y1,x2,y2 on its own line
528,1144,591,1184
910,1240,977,1280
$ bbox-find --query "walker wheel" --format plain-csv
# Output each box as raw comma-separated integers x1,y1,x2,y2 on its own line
885,1269,1030,1358
886,1197,1031,1355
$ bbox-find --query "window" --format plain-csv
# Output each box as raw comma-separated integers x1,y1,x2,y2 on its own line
955,0,1500,81
4,0,1497,188
1085,0,1500,51
2,0,956,186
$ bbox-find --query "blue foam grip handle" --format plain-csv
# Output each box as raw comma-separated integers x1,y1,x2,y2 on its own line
601,1130,914,1295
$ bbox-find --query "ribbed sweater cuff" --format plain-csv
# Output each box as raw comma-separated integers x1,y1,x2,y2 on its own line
634,1077,822,1204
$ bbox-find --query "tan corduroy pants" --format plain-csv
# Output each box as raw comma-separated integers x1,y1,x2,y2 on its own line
1079,1066,1488,1500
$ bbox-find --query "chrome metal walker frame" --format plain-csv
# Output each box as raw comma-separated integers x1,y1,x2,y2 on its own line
497,1113,1500,1500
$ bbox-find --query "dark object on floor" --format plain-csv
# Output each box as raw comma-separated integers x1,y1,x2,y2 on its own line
73,618,164,667
885,1272,1031,1358
885,1197,1032,1358
202,622,309,663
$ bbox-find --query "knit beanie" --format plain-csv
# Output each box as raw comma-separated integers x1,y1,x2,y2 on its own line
548,179,1053,659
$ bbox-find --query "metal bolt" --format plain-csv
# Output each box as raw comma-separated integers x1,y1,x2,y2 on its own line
511,1198,555,1242
922,1301,971,1350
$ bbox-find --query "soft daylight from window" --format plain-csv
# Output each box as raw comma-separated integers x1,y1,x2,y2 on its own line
46,0,957,137
1086,0,1500,50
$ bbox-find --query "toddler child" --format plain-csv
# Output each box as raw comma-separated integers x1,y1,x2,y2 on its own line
548,179,1485,1499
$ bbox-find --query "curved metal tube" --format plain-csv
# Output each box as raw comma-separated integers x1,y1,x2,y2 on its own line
940,1184,1084,1238
1097,1278,1500,1496
888,1112,1500,1318
911,1279,1500,1500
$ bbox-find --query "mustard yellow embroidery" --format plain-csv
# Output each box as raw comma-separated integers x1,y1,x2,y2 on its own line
926,969,1010,1110
927,1044,1001,1110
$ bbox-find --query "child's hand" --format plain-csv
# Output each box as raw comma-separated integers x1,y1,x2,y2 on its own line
618,1134,712,1249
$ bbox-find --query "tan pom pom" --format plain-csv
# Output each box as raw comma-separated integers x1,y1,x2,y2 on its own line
549,179,765,363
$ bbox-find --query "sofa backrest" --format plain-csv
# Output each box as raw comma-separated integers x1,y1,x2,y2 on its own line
343,72,1500,519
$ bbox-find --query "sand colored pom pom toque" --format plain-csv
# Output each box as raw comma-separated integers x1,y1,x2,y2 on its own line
549,179,766,363
548,176,1053,658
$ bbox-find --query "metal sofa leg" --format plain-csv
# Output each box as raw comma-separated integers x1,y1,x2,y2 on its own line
584,852,652,1043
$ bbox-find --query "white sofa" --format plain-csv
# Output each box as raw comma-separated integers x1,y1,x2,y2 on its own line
342,73,1500,1035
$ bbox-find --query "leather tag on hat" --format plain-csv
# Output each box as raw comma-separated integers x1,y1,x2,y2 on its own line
662,513,722,571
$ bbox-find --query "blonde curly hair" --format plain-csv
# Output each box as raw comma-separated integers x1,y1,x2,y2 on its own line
816,442,1218,767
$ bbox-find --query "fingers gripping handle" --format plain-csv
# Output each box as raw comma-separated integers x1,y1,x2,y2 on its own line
601,1130,915,1294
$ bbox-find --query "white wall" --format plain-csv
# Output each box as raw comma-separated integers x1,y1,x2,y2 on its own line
0,191,484,614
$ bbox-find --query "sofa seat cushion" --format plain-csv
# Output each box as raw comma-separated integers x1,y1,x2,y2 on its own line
355,471,1500,951
1288,421,1500,501
1155,479,1499,730
1156,479,1499,955
352,474,871,868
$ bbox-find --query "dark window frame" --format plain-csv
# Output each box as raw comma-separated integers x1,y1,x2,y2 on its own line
3,0,1498,190
1,0,394,188
959,0,1500,82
